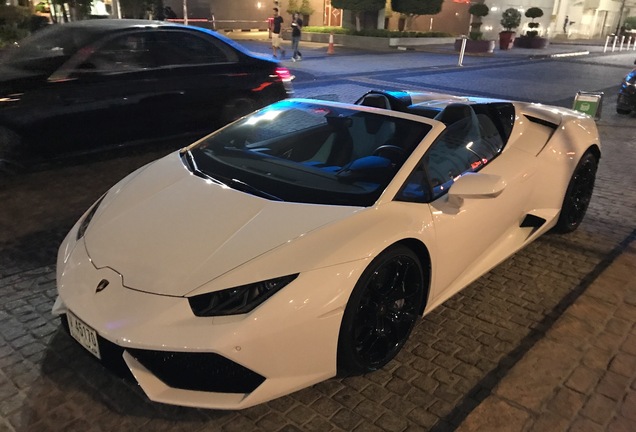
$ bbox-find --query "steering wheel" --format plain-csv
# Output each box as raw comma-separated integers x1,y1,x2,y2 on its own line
372,145,406,163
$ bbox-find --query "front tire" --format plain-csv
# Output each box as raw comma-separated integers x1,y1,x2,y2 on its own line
554,151,598,233
616,107,631,115
337,245,425,376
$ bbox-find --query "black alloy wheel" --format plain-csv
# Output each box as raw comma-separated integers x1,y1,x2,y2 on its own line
554,151,598,233
337,245,425,375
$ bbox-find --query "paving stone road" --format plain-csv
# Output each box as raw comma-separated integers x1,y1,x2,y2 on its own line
1,41,635,432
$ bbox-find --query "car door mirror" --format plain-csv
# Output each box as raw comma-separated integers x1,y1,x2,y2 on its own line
448,172,506,207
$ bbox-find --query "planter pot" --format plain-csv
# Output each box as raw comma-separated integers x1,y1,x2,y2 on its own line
513,36,549,49
454,39,496,53
499,31,516,50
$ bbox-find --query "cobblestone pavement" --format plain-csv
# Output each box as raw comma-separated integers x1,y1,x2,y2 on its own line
1,44,635,432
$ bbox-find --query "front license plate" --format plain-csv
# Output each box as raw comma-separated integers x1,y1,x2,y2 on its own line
68,311,101,360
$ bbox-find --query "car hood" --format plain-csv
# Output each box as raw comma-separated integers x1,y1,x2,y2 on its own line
84,153,360,297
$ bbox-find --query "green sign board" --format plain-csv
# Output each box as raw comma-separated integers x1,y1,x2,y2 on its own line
572,92,603,120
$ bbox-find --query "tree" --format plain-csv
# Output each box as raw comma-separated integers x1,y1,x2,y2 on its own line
286,0,299,14
391,0,443,31
500,7,521,31
331,0,385,31
118,0,163,19
525,6,543,37
49,0,93,21
299,0,314,17
468,2,489,40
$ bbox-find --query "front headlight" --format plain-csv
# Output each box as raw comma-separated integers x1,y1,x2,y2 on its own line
188,274,299,316
76,194,106,241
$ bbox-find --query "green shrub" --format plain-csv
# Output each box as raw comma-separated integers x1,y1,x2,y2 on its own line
303,26,452,38
0,5,48,46
500,8,521,31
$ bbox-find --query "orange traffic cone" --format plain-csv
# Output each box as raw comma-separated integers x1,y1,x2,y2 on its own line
327,33,335,55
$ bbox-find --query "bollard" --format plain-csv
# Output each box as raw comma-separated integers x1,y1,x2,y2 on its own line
620,35,626,51
604,35,611,52
327,33,335,55
612,35,617,52
628,36,632,51
458,37,467,67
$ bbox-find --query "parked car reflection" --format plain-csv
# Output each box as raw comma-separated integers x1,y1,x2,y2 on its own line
0,19,293,173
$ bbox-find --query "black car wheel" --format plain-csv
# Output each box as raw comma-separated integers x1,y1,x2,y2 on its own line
221,97,257,124
554,151,598,233
616,107,631,115
0,127,23,175
337,245,425,375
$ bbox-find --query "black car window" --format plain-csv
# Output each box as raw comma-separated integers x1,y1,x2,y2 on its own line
1,25,100,73
82,33,157,73
149,31,239,66
397,104,509,203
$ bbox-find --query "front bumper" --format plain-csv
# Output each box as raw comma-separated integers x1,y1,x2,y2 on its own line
53,225,363,409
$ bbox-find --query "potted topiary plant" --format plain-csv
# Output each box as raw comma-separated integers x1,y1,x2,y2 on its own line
468,3,489,41
499,8,521,50
454,2,495,53
515,6,549,48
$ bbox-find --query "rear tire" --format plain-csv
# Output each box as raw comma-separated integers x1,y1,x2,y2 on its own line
221,97,256,125
337,245,425,376
554,151,598,233
616,107,631,115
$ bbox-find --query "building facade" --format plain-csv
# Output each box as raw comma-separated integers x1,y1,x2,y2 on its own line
156,0,632,38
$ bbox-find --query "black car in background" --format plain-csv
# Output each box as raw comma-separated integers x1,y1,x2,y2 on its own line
617,65,636,115
0,19,293,172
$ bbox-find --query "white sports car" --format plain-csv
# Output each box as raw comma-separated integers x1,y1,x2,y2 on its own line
53,90,600,409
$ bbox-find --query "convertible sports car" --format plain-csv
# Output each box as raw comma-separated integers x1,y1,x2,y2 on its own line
53,89,600,409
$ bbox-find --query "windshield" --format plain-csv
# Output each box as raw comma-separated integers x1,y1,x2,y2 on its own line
1,25,101,73
188,100,432,206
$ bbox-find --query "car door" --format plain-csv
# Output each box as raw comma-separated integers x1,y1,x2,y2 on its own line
397,103,534,304
26,30,172,157
143,29,259,134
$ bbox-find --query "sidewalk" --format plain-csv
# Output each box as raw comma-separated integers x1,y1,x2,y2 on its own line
226,30,636,59
456,235,636,432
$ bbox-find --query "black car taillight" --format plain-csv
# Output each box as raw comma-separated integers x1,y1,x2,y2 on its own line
274,67,293,82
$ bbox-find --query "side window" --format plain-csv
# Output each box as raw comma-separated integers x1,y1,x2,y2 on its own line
150,31,239,66
396,161,431,203
397,110,482,203
397,104,512,203
427,117,482,191
81,33,156,73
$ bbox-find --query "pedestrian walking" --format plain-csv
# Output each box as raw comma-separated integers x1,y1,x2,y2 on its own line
291,12,303,62
563,15,569,33
271,8,286,59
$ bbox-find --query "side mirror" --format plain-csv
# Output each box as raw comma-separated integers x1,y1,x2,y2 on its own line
448,172,506,207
